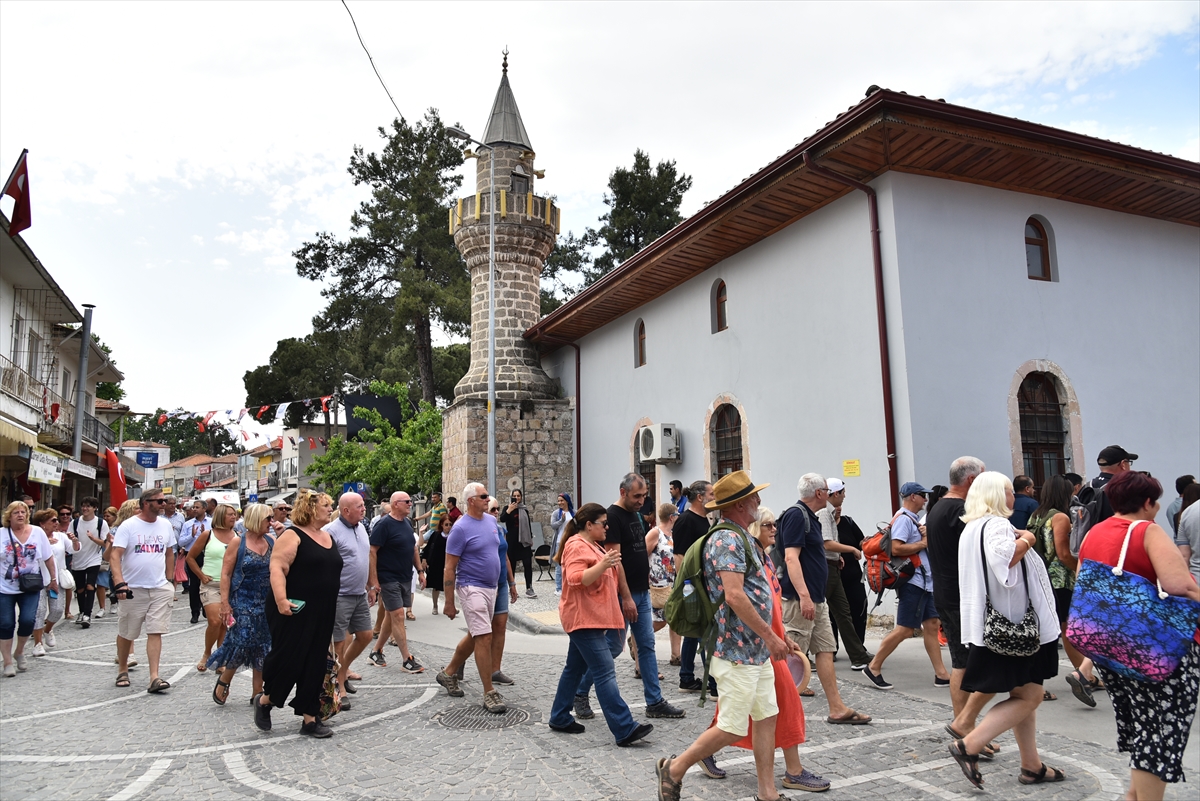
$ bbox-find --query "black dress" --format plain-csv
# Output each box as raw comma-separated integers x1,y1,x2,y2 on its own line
422,530,447,592
261,526,342,718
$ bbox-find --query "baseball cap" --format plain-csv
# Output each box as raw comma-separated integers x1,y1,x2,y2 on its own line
900,481,930,497
1097,445,1138,466
827,478,846,493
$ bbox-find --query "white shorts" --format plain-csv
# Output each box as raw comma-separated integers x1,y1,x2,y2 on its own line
710,656,778,737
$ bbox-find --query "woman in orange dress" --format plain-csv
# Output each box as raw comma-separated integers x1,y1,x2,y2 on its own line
703,507,831,792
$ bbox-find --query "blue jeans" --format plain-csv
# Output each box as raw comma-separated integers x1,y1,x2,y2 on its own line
0,590,41,640
550,628,637,742
679,636,700,682
577,590,662,706
555,564,563,593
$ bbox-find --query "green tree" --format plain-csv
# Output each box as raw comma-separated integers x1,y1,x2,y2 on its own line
294,109,470,405
117,409,238,459
582,149,692,285
540,231,590,315
306,382,443,498
242,337,339,428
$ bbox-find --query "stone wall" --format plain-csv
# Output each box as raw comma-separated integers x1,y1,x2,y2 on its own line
441,397,575,533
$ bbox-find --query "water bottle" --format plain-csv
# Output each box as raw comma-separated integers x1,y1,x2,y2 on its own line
681,579,694,598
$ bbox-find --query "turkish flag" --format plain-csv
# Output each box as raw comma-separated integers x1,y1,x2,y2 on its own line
256,406,270,420
105,448,128,507
308,437,316,449
2,149,31,236
320,395,332,412
158,414,168,425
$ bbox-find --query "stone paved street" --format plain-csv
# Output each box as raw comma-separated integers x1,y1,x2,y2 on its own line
2,584,1195,801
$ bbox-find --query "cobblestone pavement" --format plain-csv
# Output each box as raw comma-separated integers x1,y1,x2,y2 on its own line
1,586,1193,801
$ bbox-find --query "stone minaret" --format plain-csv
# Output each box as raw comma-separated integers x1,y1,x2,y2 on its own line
442,55,575,526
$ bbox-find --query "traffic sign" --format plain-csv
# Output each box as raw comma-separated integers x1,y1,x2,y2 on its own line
342,481,367,495
248,493,258,503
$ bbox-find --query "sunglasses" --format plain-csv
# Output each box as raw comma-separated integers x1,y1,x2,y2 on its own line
474,493,489,500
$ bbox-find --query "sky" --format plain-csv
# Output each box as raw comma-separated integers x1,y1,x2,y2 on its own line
1,0,1197,441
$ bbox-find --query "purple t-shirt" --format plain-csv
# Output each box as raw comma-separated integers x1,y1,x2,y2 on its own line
446,513,502,589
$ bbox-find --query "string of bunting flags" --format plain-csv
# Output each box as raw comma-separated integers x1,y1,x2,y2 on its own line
155,394,335,449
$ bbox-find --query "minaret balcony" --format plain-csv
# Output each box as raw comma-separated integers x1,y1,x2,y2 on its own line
449,192,561,236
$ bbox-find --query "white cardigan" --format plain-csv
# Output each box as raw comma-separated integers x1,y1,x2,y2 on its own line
958,516,1061,648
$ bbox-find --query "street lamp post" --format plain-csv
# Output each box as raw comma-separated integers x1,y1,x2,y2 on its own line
447,126,497,499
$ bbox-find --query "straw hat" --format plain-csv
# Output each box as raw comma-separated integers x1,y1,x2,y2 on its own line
705,470,770,511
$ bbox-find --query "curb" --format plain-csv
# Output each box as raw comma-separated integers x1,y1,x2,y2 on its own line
506,609,565,636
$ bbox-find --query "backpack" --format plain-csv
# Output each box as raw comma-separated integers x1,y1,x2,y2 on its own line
1069,483,1112,557
863,512,919,610
661,521,757,705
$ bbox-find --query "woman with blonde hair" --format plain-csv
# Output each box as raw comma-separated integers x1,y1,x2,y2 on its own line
208,503,276,705
2,502,58,677
254,490,342,738
948,472,1063,790
187,504,240,672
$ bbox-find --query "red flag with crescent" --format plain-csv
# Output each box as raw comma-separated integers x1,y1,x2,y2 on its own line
105,449,128,507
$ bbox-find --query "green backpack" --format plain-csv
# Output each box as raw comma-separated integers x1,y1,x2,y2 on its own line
662,521,758,705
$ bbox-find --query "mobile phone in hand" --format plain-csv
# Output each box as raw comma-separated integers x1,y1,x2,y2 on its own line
288,599,306,613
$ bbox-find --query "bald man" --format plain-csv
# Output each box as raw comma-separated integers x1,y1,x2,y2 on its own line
324,492,376,704
367,492,425,673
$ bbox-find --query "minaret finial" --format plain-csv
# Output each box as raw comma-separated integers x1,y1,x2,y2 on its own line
502,47,509,75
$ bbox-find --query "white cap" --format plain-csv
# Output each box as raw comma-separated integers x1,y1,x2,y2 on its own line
827,478,846,493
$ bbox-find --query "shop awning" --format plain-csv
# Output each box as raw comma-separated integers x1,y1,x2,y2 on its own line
262,490,296,506
0,419,39,454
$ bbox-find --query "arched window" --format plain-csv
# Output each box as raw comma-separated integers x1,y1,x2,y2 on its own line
1025,218,1051,281
712,279,728,333
1018,372,1065,493
634,320,646,367
712,404,743,478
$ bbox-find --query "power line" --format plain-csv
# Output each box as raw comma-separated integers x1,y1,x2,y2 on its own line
340,0,403,120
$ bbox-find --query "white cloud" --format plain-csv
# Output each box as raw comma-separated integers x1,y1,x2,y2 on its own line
191,235,204,245
1176,136,1200,161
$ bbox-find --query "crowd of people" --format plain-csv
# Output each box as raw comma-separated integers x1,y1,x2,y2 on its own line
3,442,1197,801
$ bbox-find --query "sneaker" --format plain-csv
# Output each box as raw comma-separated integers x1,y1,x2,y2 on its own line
32,643,46,657
44,631,56,648
15,654,29,672
850,662,869,671
368,651,387,668
525,587,537,599
253,693,272,731
554,589,562,597
436,669,465,698
862,665,892,690
300,719,333,738
79,615,90,629
783,768,831,792
678,678,703,693
616,721,653,747
491,670,514,685
343,679,356,695
483,690,507,714
548,720,585,733
699,755,727,779
3,663,15,678
645,700,686,719
573,694,595,719
934,676,951,688
401,656,424,674
95,608,106,619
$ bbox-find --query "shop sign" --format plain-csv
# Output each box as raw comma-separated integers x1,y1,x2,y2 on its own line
28,448,66,486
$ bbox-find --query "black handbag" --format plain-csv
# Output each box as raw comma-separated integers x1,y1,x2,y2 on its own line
979,521,1040,657
7,528,45,594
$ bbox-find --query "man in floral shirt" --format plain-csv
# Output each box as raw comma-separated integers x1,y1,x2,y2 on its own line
656,471,792,801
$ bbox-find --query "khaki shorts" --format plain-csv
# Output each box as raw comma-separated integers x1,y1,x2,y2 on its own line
199,583,222,607
117,585,174,640
710,656,778,737
782,598,837,655
455,584,497,637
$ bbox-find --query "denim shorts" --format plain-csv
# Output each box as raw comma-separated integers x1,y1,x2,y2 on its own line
494,582,509,615
895,582,938,629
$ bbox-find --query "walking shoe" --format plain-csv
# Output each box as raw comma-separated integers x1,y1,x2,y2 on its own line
15,653,28,672
368,651,387,668
44,631,56,648
79,615,90,629
699,755,727,779
32,643,46,657
678,678,703,693
190,616,200,625
656,756,682,801
343,679,356,694
616,722,653,747
861,665,892,690
3,663,16,678
253,693,272,731
783,768,831,792
491,670,514,685
483,690,507,713
934,676,951,688
525,587,537,599
573,694,595,719
300,719,333,738
548,720,585,733
436,669,465,697
645,700,685,719
401,656,424,674
850,662,870,671
95,608,105,619
454,664,464,681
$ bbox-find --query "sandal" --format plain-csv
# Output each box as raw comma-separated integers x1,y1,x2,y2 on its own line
799,688,815,697
1043,690,1057,701
944,723,999,759
213,678,231,706
196,659,208,672
1019,764,1065,784
147,677,170,694
948,738,983,789
115,671,130,688
405,610,416,621
826,709,871,724
1065,670,1097,707
656,756,682,801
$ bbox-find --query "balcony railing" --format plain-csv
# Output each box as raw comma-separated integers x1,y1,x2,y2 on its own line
82,412,116,451
3,353,115,451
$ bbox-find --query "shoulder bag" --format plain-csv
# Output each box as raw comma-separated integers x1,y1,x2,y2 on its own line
6,528,45,594
1067,520,1200,682
979,520,1040,657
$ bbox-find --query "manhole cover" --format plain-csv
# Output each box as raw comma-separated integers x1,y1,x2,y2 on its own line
435,704,531,730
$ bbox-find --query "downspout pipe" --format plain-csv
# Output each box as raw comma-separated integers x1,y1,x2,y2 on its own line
529,332,582,503
801,152,900,511
71,304,95,460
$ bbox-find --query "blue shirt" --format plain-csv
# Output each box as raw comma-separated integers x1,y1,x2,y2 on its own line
777,502,827,603
1010,495,1039,530
446,513,502,589
892,508,931,591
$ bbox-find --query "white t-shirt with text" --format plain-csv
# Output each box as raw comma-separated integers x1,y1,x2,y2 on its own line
112,517,176,589
71,516,108,570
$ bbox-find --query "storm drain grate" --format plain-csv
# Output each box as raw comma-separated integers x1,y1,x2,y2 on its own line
435,704,531,730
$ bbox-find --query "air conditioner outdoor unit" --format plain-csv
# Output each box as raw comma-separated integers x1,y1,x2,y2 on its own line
638,423,680,463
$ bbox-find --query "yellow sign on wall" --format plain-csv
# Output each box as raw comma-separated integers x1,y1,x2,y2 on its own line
843,460,861,477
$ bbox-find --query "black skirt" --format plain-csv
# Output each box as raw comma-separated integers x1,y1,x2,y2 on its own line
961,641,1059,694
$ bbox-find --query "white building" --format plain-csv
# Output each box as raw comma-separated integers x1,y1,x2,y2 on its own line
528,88,1199,528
